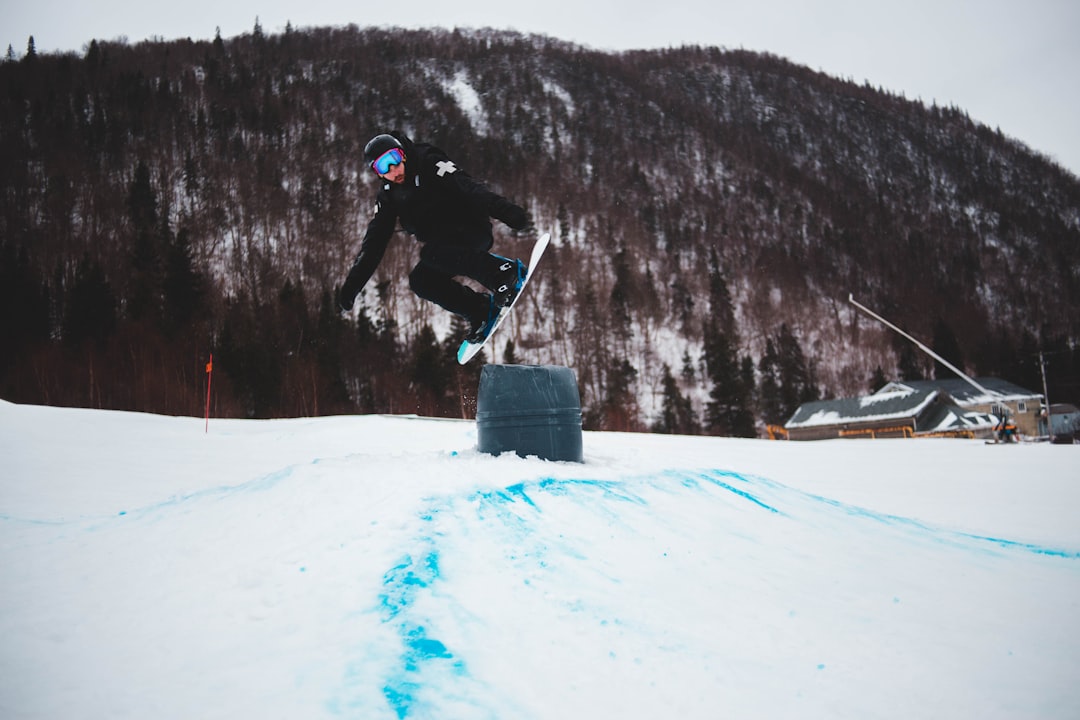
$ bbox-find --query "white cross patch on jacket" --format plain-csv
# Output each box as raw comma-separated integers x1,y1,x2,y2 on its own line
435,160,457,177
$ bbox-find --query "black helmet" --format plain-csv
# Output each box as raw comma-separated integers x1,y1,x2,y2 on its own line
364,134,404,165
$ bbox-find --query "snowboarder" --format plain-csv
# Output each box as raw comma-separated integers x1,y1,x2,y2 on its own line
337,132,533,342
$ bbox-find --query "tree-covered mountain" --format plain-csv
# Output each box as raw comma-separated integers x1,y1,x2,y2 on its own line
2,25,1078,431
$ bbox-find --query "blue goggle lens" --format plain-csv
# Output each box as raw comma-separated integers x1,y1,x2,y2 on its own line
372,148,404,175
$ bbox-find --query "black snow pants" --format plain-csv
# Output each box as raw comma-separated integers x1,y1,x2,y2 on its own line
408,242,510,323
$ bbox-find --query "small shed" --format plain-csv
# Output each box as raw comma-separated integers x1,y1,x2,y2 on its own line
1050,403,1080,442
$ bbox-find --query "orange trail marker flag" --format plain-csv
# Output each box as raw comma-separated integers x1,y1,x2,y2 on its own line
205,354,213,433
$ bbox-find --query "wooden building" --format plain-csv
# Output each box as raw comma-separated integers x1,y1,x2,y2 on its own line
879,378,1045,437
781,379,1038,441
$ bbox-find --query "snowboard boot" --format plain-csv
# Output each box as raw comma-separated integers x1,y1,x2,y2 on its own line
465,295,498,344
493,257,527,308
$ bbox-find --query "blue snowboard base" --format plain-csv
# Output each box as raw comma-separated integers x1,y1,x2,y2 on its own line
457,232,550,365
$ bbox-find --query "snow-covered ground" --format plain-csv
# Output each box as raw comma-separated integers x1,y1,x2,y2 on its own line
1,399,1078,719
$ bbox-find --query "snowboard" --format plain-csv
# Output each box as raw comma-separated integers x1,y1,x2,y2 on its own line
457,232,550,365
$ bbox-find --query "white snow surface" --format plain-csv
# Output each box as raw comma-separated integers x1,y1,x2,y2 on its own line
2,399,1079,719
442,71,489,137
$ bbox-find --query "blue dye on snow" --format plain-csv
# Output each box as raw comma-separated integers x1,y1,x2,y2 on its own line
382,682,420,720
667,470,782,514
380,551,441,620
375,469,794,715
473,482,540,509
378,548,463,718
705,475,781,514
369,464,1079,717
956,532,1080,559
503,482,538,508
406,635,451,663
535,476,651,506
796,488,1080,559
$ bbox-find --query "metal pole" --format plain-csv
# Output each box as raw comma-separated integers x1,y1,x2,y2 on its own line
847,294,992,397
1039,351,1053,441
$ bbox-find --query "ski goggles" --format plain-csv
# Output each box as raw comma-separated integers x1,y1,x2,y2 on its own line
371,147,405,175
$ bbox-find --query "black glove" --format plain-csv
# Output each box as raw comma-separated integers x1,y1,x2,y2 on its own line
514,211,536,236
494,199,531,231
337,283,356,313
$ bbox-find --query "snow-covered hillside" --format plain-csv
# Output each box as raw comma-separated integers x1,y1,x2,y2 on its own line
1,400,1078,719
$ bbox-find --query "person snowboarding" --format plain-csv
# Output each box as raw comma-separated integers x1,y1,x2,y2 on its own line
337,132,533,343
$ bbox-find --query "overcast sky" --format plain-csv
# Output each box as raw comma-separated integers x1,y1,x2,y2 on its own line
4,0,1079,177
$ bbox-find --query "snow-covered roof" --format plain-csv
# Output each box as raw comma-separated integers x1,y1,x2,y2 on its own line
876,378,1040,406
785,387,940,428
916,402,997,434
785,385,999,433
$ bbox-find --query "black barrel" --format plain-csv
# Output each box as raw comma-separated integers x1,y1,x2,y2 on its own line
476,364,584,462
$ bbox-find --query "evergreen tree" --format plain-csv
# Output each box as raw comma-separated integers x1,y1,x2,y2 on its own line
162,227,205,336
314,288,351,413
931,318,965,380
702,323,755,437
63,255,116,348
126,162,163,323
671,279,695,336
409,324,454,416
556,203,570,245
0,244,51,370
739,355,758,434
344,292,396,413
757,339,784,425
84,40,100,69
503,339,520,365
652,363,699,435
594,358,640,432
868,365,888,393
706,248,735,336
218,296,282,418
702,259,755,436
638,264,663,326
680,349,696,384
1009,330,1043,393
609,244,634,347
277,278,311,356
897,342,926,381
775,323,819,419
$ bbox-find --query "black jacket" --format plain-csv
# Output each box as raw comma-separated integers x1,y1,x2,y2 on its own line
339,134,527,308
